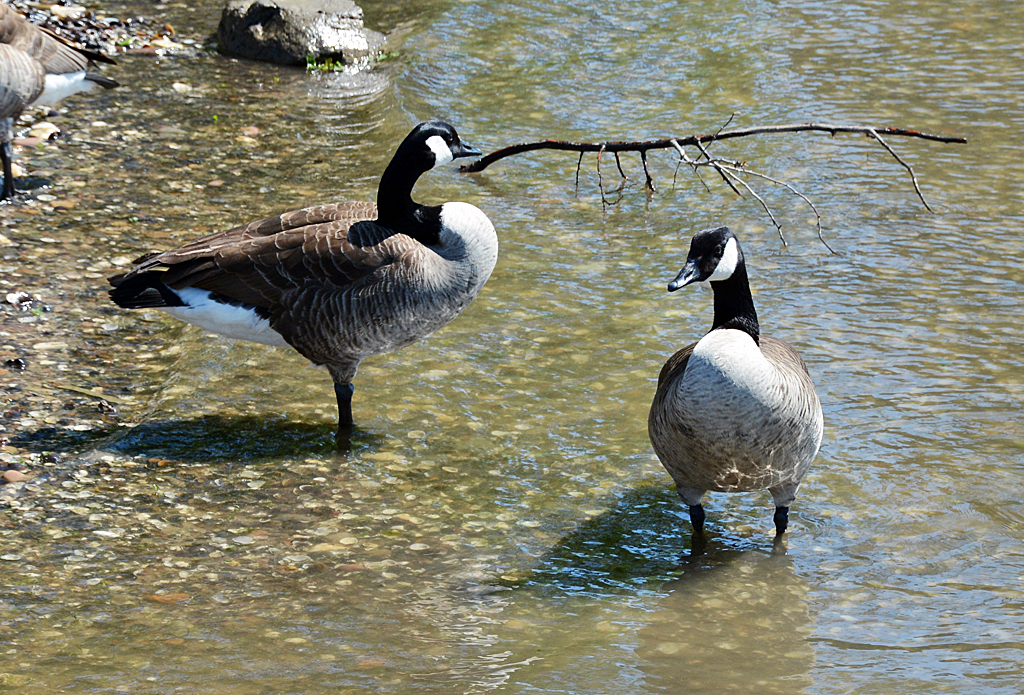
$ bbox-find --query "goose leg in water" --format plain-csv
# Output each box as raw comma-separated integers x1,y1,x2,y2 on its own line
689,504,706,534
1,140,15,201
335,382,354,432
774,506,789,535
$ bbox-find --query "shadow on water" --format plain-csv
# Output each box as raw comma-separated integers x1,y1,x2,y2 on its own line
520,484,784,594
97,415,388,462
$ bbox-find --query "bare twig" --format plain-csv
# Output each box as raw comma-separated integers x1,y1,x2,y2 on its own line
693,138,743,198
719,167,788,246
726,166,834,254
613,152,627,181
640,150,655,192
865,128,934,212
713,113,736,138
670,138,711,193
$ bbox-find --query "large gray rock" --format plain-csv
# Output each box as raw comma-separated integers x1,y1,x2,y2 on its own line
218,0,386,66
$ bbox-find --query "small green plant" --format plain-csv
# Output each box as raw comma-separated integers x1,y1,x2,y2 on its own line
306,51,399,72
306,54,347,72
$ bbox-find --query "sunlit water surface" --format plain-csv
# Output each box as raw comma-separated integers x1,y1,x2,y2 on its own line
1,0,1022,693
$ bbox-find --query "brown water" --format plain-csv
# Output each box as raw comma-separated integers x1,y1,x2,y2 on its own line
1,0,1023,692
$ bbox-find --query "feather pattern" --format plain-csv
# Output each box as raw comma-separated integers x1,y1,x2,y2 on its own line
0,44,44,115
649,332,822,504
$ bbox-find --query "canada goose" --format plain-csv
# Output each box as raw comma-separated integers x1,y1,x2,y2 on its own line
109,121,496,437
0,4,118,199
648,227,823,536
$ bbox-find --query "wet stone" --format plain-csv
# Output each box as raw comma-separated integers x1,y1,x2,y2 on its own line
2,469,28,484
217,0,386,66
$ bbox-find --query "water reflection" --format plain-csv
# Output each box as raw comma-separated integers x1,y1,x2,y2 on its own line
637,547,814,694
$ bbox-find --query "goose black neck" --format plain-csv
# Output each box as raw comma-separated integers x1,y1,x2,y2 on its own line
710,261,760,344
376,154,429,227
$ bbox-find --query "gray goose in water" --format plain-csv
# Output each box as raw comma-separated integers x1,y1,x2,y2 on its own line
0,3,118,199
648,227,823,536
109,121,496,437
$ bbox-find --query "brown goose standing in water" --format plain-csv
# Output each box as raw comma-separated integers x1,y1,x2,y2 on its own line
109,121,496,437
0,4,118,199
648,227,823,536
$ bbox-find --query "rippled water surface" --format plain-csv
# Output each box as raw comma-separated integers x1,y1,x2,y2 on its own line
1,0,1022,692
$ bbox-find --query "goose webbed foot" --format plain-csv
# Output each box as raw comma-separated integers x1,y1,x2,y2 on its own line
688,504,706,535
773,506,790,536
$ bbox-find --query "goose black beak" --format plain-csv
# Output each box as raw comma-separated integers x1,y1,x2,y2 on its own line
668,260,702,292
452,141,482,159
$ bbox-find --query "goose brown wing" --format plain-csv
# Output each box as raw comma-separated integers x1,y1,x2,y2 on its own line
759,336,813,379
0,44,45,115
657,342,697,389
125,202,408,311
36,24,117,66
0,5,92,75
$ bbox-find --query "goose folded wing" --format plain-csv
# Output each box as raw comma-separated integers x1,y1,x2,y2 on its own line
36,24,117,67
124,205,413,312
0,44,46,111
657,342,697,388
759,336,814,379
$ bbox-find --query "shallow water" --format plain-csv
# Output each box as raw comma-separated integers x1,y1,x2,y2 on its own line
1,0,1023,693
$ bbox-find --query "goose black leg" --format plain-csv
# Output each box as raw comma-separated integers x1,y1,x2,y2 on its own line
773,506,789,536
335,382,354,431
688,504,706,534
334,382,355,450
1,139,16,201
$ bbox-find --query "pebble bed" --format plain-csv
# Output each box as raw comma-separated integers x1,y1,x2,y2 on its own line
8,0,192,56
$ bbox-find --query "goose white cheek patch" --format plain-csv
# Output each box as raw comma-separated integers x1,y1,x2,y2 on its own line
707,237,739,282
426,135,454,167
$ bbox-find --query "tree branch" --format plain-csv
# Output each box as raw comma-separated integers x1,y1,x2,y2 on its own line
460,121,965,252
460,123,966,173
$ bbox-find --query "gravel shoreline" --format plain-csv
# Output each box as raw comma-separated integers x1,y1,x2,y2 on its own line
1,0,194,499
7,0,192,56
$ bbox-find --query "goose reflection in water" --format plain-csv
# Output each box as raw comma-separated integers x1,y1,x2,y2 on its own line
636,546,815,693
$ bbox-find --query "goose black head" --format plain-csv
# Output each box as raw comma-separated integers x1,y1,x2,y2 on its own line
377,121,483,224
668,226,743,291
400,120,482,172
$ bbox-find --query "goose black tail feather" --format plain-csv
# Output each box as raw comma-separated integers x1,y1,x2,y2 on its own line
85,73,119,89
108,272,185,309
